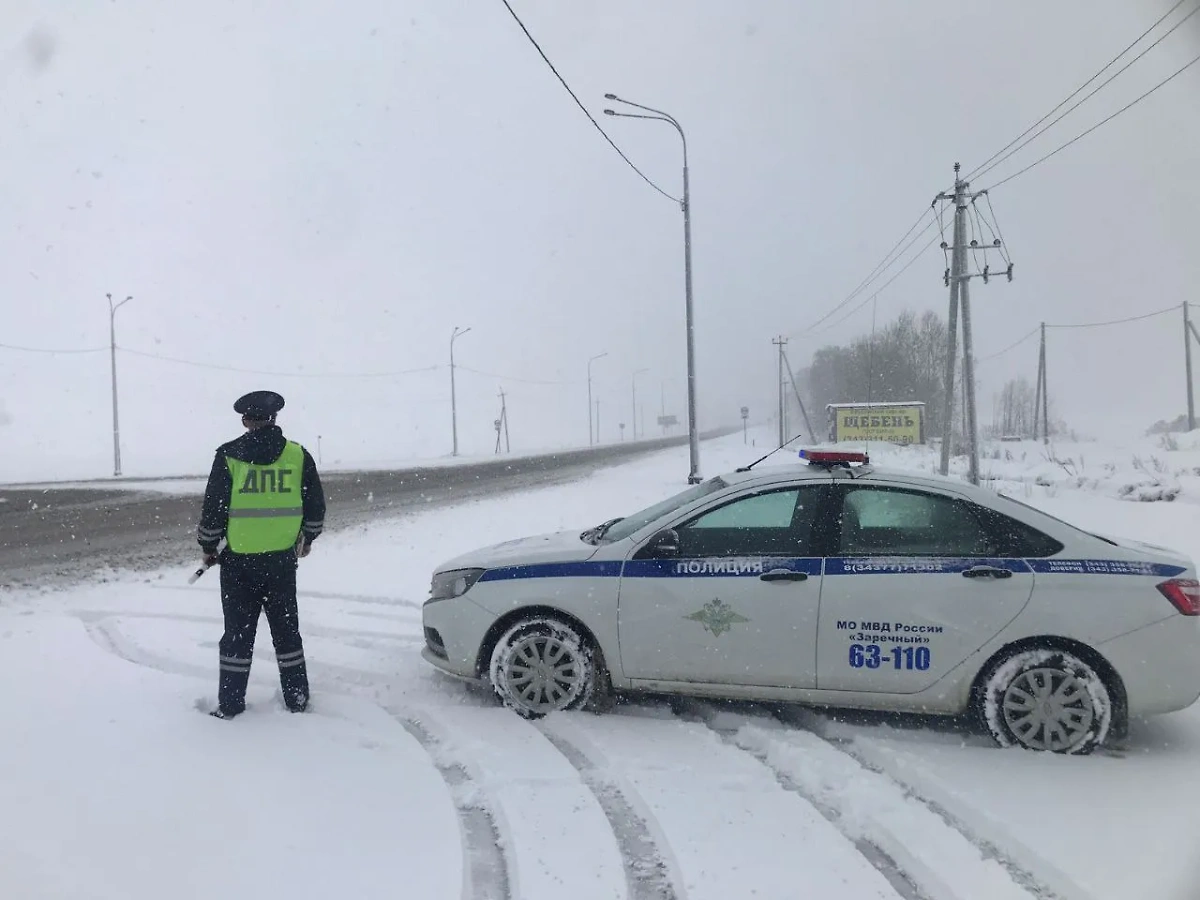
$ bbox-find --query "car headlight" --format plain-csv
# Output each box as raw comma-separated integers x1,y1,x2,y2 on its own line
428,568,486,604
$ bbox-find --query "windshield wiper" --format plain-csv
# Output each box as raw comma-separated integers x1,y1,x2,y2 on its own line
582,517,624,544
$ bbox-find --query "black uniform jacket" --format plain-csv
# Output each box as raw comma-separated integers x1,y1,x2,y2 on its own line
197,425,325,554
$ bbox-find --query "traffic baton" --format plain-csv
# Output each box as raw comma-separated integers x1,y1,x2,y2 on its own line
189,540,226,583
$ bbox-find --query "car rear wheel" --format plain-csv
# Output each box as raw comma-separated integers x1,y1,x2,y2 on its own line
489,617,596,719
977,647,1112,754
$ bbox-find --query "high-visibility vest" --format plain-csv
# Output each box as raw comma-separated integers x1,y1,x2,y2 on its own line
225,441,305,554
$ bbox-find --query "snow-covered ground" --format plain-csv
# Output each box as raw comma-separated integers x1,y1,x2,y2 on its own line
3,431,1199,899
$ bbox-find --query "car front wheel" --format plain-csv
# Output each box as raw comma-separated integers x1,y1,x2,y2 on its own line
977,646,1113,754
488,617,597,719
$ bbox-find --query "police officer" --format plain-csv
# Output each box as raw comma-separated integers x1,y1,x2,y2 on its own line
196,390,326,719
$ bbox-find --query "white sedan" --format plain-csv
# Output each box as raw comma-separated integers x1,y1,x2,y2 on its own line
421,450,1200,754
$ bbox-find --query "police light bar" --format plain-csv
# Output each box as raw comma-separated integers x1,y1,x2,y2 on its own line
799,449,869,466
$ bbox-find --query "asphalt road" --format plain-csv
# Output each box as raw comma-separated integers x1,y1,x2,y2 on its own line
0,435,713,589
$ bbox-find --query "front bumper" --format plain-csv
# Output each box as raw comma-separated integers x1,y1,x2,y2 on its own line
421,647,483,684
420,594,497,680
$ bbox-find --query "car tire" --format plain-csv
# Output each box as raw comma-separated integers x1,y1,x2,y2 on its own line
488,617,597,719
977,646,1112,754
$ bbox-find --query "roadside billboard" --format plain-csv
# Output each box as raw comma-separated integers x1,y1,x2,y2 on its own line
827,402,925,445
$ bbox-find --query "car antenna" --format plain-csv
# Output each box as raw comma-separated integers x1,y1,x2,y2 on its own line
736,431,809,472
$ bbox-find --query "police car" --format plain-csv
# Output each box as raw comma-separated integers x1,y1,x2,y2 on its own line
422,450,1200,754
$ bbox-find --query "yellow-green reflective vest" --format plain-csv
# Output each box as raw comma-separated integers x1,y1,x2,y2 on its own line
225,441,305,554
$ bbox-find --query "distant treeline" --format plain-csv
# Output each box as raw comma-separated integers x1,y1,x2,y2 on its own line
798,309,1054,442
801,310,951,436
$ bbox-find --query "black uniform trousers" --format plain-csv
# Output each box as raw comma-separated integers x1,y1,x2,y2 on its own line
217,549,309,714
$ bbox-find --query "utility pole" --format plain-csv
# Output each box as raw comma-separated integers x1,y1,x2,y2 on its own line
450,326,471,457
1039,322,1049,445
781,350,816,442
588,352,607,446
595,399,601,444
1185,303,1195,432
494,388,510,454
1032,331,1041,444
1185,308,1200,434
106,293,131,477
935,164,1012,483
772,336,788,446
317,435,323,465
632,368,648,441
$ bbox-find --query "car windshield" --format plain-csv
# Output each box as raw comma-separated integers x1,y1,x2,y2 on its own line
595,477,729,543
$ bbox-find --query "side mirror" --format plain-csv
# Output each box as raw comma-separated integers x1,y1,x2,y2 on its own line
647,528,680,558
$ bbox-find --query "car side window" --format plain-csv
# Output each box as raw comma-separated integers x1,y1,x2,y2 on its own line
670,486,824,558
976,507,1065,558
836,487,996,557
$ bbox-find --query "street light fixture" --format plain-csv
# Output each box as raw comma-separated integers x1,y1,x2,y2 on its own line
603,93,701,483
450,326,471,456
587,352,607,446
632,368,648,441
106,292,132,477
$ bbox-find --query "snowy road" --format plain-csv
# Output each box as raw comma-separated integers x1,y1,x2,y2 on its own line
0,434,704,587
2,433,1199,899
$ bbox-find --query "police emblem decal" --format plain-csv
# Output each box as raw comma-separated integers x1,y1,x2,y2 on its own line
683,598,750,637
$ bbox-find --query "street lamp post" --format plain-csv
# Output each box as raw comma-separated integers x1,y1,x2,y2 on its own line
106,293,131,477
632,368,648,441
450,326,471,456
587,352,607,446
604,94,701,483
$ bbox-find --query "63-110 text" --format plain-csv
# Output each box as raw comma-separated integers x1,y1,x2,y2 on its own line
849,643,931,670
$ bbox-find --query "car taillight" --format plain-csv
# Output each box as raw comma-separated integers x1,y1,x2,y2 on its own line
1157,579,1200,616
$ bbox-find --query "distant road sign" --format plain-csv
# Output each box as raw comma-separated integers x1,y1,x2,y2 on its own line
826,401,925,445
740,406,749,419
657,415,678,427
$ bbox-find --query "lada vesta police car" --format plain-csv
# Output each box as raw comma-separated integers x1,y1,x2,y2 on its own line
422,450,1200,753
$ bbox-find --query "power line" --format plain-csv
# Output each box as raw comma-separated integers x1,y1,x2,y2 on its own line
801,210,941,335
988,49,1200,191
806,226,945,337
1046,304,1178,330
0,341,106,354
117,346,444,379
972,2,1200,184
977,327,1039,363
826,207,931,318
498,0,678,203
966,0,1194,181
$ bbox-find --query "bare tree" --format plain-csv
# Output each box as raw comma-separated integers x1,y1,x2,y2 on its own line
997,377,1036,438
805,309,949,433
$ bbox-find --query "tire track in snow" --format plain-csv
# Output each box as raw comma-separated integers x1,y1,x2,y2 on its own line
773,706,1072,900
78,614,418,691
535,720,683,900
549,705,903,900
683,700,1042,900
413,705,628,900
672,700,926,900
391,714,512,900
83,614,512,900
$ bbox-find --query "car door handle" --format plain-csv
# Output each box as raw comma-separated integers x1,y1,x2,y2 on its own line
962,565,1013,579
760,569,809,583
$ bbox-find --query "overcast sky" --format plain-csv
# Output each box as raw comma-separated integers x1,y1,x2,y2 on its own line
1,0,1197,480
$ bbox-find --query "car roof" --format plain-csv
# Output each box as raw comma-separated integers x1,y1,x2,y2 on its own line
718,462,973,494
